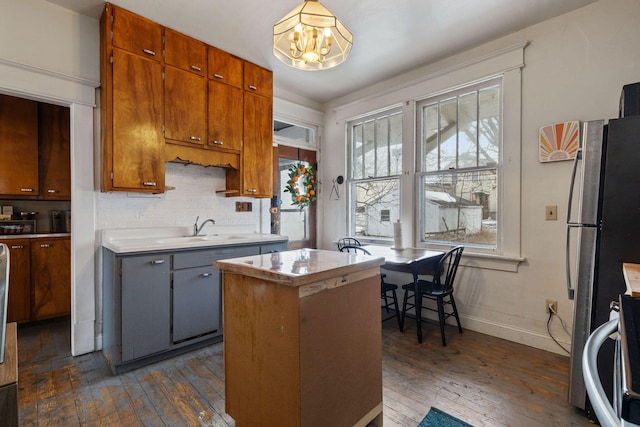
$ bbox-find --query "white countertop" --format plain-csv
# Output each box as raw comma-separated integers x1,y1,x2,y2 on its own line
101,225,288,253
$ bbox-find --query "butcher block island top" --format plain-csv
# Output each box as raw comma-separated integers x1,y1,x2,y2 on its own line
217,249,385,427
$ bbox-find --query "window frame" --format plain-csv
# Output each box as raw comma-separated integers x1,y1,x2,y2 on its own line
416,77,503,253
346,106,403,242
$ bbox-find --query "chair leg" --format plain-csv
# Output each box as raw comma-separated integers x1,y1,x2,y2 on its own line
382,291,391,313
391,289,403,332
437,296,447,346
449,295,463,334
415,288,423,344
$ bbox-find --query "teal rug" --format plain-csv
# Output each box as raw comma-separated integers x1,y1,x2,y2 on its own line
418,407,473,427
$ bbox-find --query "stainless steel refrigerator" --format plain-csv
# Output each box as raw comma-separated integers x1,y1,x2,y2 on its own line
566,116,640,417
0,243,9,363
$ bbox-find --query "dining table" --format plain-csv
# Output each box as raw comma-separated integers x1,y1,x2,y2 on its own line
363,245,445,342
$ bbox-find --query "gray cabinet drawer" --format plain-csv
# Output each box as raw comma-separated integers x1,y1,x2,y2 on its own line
173,245,259,269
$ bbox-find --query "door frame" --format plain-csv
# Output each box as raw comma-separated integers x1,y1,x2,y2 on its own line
273,145,317,249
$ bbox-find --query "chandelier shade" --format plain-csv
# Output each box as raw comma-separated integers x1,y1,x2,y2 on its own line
273,0,353,71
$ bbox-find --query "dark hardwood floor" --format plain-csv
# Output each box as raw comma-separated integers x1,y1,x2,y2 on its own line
16,317,593,426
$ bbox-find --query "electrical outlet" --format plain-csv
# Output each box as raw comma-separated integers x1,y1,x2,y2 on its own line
545,205,557,220
546,299,557,314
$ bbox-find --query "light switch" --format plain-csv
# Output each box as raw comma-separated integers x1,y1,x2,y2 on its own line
545,205,557,220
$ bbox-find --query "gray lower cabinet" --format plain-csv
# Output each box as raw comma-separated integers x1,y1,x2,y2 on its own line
103,240,287,374
121,253,171,362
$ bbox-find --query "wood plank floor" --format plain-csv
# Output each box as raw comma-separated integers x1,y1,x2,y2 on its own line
17,317,593,426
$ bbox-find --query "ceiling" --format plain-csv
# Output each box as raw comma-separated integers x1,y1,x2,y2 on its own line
45,0,598,105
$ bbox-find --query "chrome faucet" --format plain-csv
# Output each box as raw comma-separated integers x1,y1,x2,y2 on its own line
193,216,216,236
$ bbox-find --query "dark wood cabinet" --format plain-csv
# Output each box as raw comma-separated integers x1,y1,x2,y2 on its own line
165,28,207,76
208,46,243,88
208,80,243,152
244,61,273,98
0,95,39,196
38,103,71,200
31,237,71,321
101,4,165,193
0,239,30,324
110,4,162,62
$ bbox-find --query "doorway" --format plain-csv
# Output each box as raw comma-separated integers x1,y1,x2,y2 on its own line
272,146,317,249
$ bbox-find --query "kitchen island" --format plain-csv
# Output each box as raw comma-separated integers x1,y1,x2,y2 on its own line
217,249,385,427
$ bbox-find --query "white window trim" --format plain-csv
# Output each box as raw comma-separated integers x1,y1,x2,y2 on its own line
338,43,527,272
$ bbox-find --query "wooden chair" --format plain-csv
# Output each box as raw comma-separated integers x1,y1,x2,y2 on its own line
339,245,403,330
336,237,362,251
401,246,464,345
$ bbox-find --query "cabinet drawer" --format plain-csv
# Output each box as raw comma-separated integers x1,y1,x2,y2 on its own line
110,5,162,61
173,266,220,342
173,245,260,269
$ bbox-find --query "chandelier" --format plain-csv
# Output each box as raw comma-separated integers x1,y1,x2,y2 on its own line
273,0,353,71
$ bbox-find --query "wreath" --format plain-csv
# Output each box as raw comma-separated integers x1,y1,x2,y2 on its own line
284,162,317,209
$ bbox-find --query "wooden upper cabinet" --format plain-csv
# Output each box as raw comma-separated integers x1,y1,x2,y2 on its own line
244,62,273,98
39,103,71,200
110,4,162,61
31,237,71,321
164,66,207,147
1,239,31,324
208,80,243,152
241,92,273,197
208,46,243,88
110,48,164,191
164,28,206,76
0,94,39,196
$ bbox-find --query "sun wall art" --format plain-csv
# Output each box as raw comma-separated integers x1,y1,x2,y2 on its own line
539,121,580,162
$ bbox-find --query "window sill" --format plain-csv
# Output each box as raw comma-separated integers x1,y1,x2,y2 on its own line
458,251,525,273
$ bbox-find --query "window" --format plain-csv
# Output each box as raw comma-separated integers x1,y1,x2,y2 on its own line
417,78,501,248
347,108,402,239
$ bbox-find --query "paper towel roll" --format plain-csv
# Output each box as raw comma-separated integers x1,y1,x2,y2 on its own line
392,220,403,250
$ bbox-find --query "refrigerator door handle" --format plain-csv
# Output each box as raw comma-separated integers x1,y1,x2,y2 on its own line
566,224,578,300
566,147,582,225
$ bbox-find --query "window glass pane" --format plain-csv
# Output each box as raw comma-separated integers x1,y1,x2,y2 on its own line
352,124,364,179
479,85,500,166
439,98,457,170
422,170,497,246
389,112,403,175
363,120,376,178
423,103,439,172
274,120,314,144
352,178,400,238
458,92,478,169
375,117,389,177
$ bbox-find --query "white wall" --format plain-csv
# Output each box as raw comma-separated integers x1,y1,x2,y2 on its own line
320,0,640,353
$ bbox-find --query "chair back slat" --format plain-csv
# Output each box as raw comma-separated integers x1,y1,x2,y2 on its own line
337,237,362,251
339,245,371,255
434,246,464,292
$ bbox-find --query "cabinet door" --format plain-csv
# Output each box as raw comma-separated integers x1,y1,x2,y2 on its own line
164,66,207,146
173,265,221,342
31,238,70,320
164,28,206,76
121,253,171,362
244,62,273,98
38,103,71,200
0,95,39,196
242,92,273,197
110,5,162,61
208,46,243,88
111,48,164,192
208,80,243,152
0,239,30,323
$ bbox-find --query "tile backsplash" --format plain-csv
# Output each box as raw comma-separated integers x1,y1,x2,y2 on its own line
97,162,268,232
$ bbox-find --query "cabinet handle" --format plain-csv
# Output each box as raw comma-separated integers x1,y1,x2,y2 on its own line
10,245,24,249
20,188,34,192
213,73,223,79
142,181,157,187
40,244,52,248
247,188,257,193
47,189,59,193
201,272,212,278
190,136,202,141
190,65,202,72
142,48,156,56
213,140,224,145
150,259,165,265
248,85,257,91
